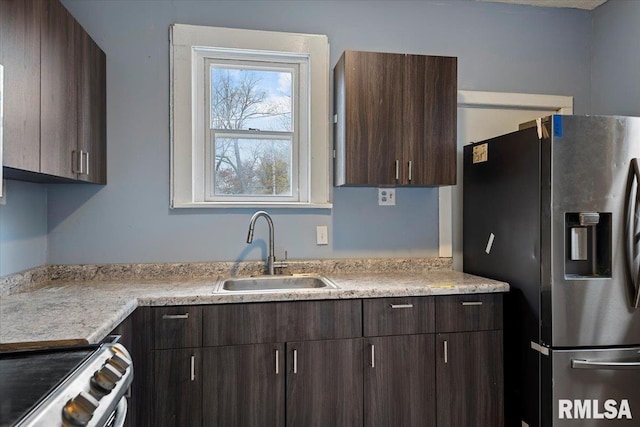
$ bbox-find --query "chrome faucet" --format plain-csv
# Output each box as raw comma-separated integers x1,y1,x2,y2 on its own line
246,211,287,275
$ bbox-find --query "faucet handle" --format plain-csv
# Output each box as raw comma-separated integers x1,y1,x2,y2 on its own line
273,251,289,272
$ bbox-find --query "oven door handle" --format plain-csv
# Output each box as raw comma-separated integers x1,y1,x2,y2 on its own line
110,397,128,427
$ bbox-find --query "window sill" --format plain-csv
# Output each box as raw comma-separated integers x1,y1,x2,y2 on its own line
171,201,333,210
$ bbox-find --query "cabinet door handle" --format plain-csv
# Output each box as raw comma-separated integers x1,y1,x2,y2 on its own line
83,151,90,176
275,349,279,375
370,344,375,368
162,313,189,319
72,150,82,174
461,301,483,306
444,340,448,364
389,304,413,309
293,349,298,374
190,355,196,381
408,160,412,182
395,160,400,180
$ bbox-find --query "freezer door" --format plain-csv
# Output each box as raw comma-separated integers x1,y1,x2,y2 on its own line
545,115,640,347
545,347,640,426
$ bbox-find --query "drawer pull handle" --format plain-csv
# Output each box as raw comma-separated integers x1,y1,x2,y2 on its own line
275,350,279,375
389,304,414,309
461,301,483,306
293,349,298,374
444,340,448,364
190,355,196,381
162,313,189,319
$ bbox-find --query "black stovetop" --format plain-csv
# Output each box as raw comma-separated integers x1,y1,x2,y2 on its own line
0,347,94,427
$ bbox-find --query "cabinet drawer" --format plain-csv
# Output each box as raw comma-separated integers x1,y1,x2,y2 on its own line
363,297,435,336
203,300,362,346
435,294,503,332
203,302,278,347
152,306,202,349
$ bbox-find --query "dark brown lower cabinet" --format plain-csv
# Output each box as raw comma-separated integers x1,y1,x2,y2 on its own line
154,348,202,427
436,331,504,427
202,343,285,427
364,334,436,427
139,296,504,427
286,338,363,427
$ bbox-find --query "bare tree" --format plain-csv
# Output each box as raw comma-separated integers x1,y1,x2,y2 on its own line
211,69,291,195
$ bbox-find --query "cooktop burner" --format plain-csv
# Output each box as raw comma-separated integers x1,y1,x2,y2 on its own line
0,347,94,427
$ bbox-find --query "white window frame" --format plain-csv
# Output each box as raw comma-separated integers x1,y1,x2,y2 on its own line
170,24,331,209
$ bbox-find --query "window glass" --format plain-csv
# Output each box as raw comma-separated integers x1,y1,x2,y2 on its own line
213,135,292,196
210,67,293,132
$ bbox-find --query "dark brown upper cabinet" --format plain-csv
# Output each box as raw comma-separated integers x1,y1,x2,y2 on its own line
77,19,107,184
1,0,106,184
40,0,78,180
334,50,457,187
0,0,42,173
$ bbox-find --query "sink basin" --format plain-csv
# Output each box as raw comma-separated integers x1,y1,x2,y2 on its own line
215,274,339,293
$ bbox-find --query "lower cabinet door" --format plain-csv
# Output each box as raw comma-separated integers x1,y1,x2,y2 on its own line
364,334,436,427
286,338,363,427
436,331,504,427
202,343,285,427
154,348,202,427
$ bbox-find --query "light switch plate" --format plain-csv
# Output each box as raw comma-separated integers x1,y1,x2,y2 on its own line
378,188,396,206
316,226,328,245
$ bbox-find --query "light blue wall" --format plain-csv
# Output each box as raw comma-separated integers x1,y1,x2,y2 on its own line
2,0,594,273
591,0,640,116
0,181,48,276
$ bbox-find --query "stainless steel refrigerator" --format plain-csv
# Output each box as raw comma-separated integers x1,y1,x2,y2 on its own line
463,115,640,426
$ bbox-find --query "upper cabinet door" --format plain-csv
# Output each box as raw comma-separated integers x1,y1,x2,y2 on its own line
40,0,78,179
335,51,404,186
0,0,42,172
77,29,106,184
334,50,457,187
403,55,457,186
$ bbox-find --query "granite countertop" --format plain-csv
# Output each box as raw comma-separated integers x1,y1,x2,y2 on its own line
0,269,508,351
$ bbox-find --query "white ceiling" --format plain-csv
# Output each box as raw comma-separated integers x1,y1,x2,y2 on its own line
476,0,608,10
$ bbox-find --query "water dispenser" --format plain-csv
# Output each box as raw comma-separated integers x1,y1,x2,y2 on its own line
565,212,612,278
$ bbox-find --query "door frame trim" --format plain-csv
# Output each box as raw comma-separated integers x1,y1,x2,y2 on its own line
439,90,574,259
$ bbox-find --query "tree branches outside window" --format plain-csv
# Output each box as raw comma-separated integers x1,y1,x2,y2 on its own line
211,68,292,196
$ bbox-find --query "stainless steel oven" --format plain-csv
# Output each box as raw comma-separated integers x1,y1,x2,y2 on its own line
0,337,133,427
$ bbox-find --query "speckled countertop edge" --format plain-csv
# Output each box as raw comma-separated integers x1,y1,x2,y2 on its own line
0,259,509,350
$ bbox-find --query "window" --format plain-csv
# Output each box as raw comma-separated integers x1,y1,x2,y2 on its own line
170,25,330,208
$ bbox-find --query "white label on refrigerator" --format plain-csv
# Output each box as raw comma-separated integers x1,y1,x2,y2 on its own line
473,144,488,164
485,233,495,254
536,118,543,139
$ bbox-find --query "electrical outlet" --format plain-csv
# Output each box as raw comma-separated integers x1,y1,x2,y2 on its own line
378,188,396,206
316,226,328,245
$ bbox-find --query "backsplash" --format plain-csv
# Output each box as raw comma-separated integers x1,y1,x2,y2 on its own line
0,257,452,296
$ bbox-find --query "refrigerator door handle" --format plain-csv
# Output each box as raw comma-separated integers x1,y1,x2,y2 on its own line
572,358,640,370
624,158,640,309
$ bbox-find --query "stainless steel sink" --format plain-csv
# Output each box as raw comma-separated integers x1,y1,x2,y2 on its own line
214,274,339,293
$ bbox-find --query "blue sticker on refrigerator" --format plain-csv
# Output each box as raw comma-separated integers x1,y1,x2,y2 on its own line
553,114,563,137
